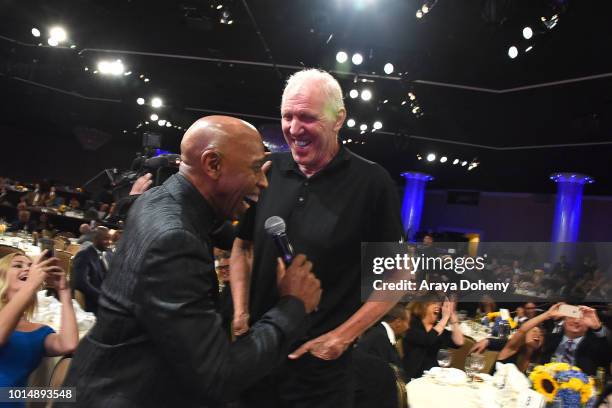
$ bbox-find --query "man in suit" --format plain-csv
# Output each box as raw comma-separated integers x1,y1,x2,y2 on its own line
539,306,609,376
70,226,111,315
357,304,408,369
60,116,322,408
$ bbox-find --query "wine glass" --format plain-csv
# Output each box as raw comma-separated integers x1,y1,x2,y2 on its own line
465,354,485,385
437,349,451,369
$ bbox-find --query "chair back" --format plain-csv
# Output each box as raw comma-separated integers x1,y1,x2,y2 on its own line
65,243,81,256
0,244,25,258
74,289,87,310
45,357,72,408
54,250,73,280
450,337,475,370
390,363,408,408
53,237,69,251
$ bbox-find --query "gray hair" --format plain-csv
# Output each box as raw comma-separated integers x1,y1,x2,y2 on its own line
281,68,345,118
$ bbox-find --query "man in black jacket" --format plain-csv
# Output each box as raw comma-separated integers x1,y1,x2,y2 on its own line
61,116,322,408
70,226,111,314
357,304,408,369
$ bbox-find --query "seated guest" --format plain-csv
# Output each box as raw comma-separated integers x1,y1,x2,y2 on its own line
402,295,464,380
68,197,80,210
214,248,232,336
495,303,564,372
525,302,539,319
26,184,47,207
76,223,93,245
476,294,498,317
515,306,529,325
539,305,609,376
0,253,78,392
8,210,37,233
36,213,55,235
357,304,409,370
70,226,111,315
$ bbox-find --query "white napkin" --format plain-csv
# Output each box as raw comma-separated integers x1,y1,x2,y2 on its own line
425,367,468,384
32,290,96,333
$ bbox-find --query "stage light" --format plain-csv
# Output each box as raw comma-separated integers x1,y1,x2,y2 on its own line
144,78,150,82
136,97,145,105
349,89,359,99
47,38,59,46
383,99,388,104
360,89,372,101
383,63,394,74
49,26,67,43
217,4,223,9
347,139,353,143
408,92,416,101
227,20,234,25
31,28,41,37
461,161,467,166
342,140,347,144
426,153,436,162
360,124,368,131
158,119,166,126
151,97,163,108
416,10,423,18
373,121,383,130
401,100,407,105
97,60,125,76
522,26,533,40
422,4,429,13
150,114,159,121
412,106,420,114
416,154,422,160
508,46,518,59
124,71,132,76
453,159,459,165
440,156,447,163
336,51,348,63
525,46,533,52
352,53,363,65
347,118,356,127
166,122,172,127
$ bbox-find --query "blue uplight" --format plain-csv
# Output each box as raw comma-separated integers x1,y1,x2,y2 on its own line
400,172,433,241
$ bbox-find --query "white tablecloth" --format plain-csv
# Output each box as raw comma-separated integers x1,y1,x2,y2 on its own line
0,235,41,257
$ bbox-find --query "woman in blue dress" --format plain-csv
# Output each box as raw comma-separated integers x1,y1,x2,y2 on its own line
0,251,79,406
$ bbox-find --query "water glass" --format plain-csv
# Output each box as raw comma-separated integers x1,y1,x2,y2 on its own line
437,349,451,368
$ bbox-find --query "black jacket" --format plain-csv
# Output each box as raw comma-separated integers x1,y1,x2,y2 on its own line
357,323,402,369
61,174,308,407
539,328,610,376
402,317,461,380
70,245,107,314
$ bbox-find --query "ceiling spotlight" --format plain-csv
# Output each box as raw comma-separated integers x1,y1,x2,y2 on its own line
47,37,59,46
525,45,534,52
144,78,150,82
508,46,518,59
349,89,359,99
461,161,468,167
360,124,368,131
360,89,372,101
416,10,423,18
440,156,448,163
31,28,41,37
150,114,159,121
124,71,132,76
352,53,363,65
383,63,394,74
342,140,347,144
522,26,533,40
408,92,416,101
401,100,407,105
383,99,388,104
416,154,422,160
373,121,382,130
453,159,459,165
216,4,223,9
49,26,67,43
336,51,348,63
136,97,145,105
158,119,166,127
426,153,436,162
412,106,420,114
151,97,163,108
227,20,234,24
347,118,356,127
166,122,172,127
421,4,429,13
97,59,125,75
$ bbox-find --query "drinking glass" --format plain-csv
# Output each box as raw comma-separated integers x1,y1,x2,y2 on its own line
437,349,451,368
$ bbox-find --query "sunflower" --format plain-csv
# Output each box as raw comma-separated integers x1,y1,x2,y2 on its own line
580,378,595,405
531,370,559,402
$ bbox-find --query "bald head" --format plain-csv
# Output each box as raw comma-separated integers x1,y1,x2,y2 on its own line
178,115,269,220
180,115,259,170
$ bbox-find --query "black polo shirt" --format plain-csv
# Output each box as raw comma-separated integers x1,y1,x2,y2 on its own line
238,146,405,339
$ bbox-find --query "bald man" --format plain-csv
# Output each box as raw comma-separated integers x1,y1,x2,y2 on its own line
61,116,322,408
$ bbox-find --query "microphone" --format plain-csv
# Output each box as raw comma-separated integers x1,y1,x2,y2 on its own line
264,216,294,265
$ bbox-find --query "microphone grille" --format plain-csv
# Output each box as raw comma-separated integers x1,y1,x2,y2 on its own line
264,216,286,236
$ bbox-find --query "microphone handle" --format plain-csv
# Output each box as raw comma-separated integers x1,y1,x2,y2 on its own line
272,233,294,265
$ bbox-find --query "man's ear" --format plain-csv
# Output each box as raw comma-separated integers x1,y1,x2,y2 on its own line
333,108,347,133
201,150,222,180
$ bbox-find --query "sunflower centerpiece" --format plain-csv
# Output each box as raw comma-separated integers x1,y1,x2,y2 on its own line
529,362,597,407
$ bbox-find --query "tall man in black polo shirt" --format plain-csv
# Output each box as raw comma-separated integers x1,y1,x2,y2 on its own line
230,68,405,407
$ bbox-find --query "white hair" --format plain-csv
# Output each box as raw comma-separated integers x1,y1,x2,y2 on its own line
281,68,345,117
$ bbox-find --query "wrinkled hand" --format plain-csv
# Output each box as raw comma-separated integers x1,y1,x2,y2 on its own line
232,312,250,337
277,255,321,313
130,173,153,195
579,306,602,330
289,330,351,360
469,339,489,354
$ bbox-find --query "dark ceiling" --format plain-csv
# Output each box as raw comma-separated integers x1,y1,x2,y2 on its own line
1,0,611,195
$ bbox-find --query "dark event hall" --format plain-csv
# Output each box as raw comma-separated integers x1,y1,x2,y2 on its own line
1,0,611,407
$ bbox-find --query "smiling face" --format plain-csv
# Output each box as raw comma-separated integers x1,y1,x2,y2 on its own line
0,254,33,304
281,80,345,176
525,326,544,350
564,316,588,338
425,301,442,321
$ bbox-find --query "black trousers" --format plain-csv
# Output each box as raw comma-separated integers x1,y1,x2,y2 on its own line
240,350,354,408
